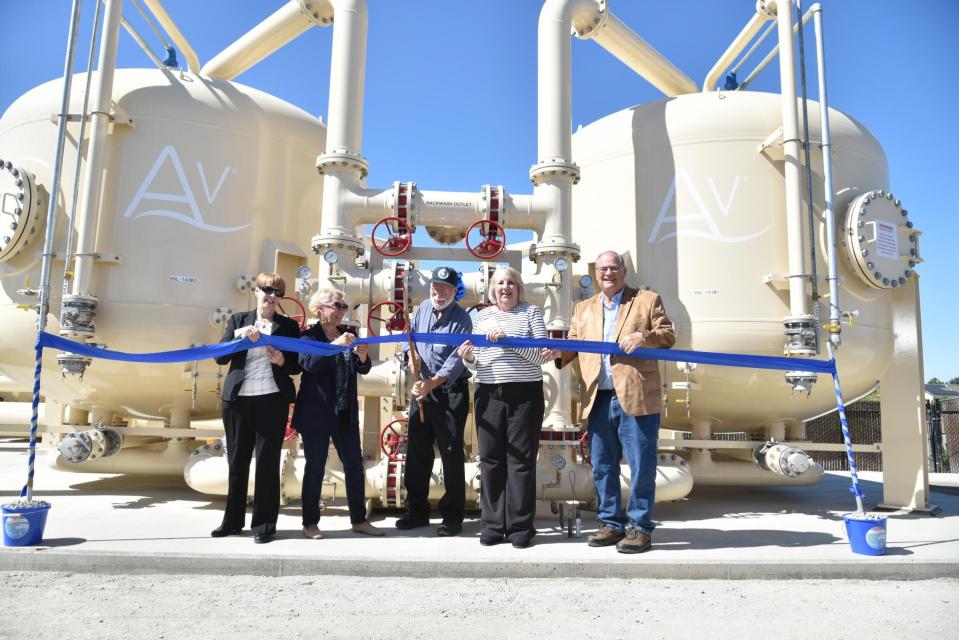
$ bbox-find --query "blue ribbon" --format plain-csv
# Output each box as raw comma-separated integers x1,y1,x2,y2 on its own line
37,331,836,374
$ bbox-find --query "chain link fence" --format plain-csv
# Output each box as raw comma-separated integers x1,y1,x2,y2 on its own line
804,398,955,473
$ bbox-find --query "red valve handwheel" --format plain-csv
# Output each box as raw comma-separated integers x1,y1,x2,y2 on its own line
366,300,406,336
578,430,591,465
277,296,308,331
370,216,413,257
284,404,298,441
466,219,506,259
380,419,409,462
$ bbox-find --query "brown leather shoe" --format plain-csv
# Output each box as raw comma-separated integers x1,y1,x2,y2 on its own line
616,528,652,554
352,520,385,537
587,524,625,547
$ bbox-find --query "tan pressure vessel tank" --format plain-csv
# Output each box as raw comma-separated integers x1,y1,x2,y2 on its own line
571,91,909,432
0,68,325,424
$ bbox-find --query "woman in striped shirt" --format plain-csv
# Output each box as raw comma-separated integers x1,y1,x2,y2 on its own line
457,266,551,548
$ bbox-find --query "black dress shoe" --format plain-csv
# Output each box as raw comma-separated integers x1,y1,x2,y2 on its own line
253,532,273,544
395,514,430,530
211,526,242,538
479,534,504,546
437,521,462,537
510,532,533,549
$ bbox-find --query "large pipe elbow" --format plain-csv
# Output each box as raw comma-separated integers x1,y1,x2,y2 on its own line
201,0,334,79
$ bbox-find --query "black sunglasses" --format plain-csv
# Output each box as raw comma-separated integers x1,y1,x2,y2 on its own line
324,301,349,311
258,286,284,296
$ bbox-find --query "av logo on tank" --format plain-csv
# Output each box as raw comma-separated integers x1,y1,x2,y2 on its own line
648,171,769,244
123,145,250,233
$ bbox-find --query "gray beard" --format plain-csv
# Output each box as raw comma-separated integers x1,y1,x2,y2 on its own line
431,298,452,311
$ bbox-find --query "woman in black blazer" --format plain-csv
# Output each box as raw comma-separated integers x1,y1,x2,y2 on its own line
212,272,300,544
292,287,382,539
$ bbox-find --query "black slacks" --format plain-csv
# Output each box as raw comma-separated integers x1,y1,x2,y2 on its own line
474,381,544,539
300,412,367,526
220,392,287,535
404,382,469,523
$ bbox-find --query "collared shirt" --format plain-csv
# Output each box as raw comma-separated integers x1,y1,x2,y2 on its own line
403,300,472,388
237,318,280,396
597,288,623,391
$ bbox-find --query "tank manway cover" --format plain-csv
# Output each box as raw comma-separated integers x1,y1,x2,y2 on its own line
0,159,40,262
842,190,919,289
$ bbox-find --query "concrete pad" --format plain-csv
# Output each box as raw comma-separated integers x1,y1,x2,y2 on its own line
2,439,957,579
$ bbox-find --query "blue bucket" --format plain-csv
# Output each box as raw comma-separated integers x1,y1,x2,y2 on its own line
842,512,887,556
2,502,51,547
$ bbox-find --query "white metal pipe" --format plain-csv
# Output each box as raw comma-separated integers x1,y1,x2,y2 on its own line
772,0,808,318
326,0,367,154
589,12,698,96
356,359,398,398
201,0,332,79
739,6,815,90
703,9,773,91
537,0,594,163
731,20,777,75
813,5,842,340
61,0,103,297
46,439,196,475
184,445,694,505
140,0,200,73
687,450,824,486
120,17,166,70
71,0,124,298
37,0,84,336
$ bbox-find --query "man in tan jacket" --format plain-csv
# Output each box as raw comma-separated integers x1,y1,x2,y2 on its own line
555,250,675,553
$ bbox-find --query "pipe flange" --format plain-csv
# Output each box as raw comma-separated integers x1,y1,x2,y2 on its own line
529,159,580,185
755,0,777,19
783,314,817,357
298,0,334,26
528,239,581,263
310,231,365,257
60,294,99,338
0,158,41,262
841,190,918,290
57,352,93,378
316,150,369,179
571,0,608,39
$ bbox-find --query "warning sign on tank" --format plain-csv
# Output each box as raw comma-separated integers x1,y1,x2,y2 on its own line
875,221,898,259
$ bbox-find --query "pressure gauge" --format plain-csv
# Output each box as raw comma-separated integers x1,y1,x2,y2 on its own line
579,274,593,289
552,454,567,470
296,264,312,279
322,249,339,264
554,257,569,272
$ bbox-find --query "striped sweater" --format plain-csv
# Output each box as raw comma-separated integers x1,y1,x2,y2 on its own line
470,302,547,384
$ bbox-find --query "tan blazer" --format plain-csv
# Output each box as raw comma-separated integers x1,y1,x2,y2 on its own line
559,286,675,420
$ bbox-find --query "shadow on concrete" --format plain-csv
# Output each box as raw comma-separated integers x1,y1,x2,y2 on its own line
37,537,87,548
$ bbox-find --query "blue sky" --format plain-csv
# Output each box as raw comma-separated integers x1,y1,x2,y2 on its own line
2,0,957,381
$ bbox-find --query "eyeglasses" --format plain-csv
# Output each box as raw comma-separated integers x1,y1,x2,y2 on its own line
258,286,284,296
324,301,349,311
596,266,621,273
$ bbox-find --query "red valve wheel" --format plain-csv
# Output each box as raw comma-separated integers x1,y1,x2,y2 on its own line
370,216,413,257
466,219,506,259
381,419,409,462
366,300,406,336
277,296,308,331
284,404,299,441
578,430,591,465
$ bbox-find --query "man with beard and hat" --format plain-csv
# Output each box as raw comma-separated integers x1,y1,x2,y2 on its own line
395,266,473,536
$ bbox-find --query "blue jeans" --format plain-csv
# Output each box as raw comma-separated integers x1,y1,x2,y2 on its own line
587,391,660,534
